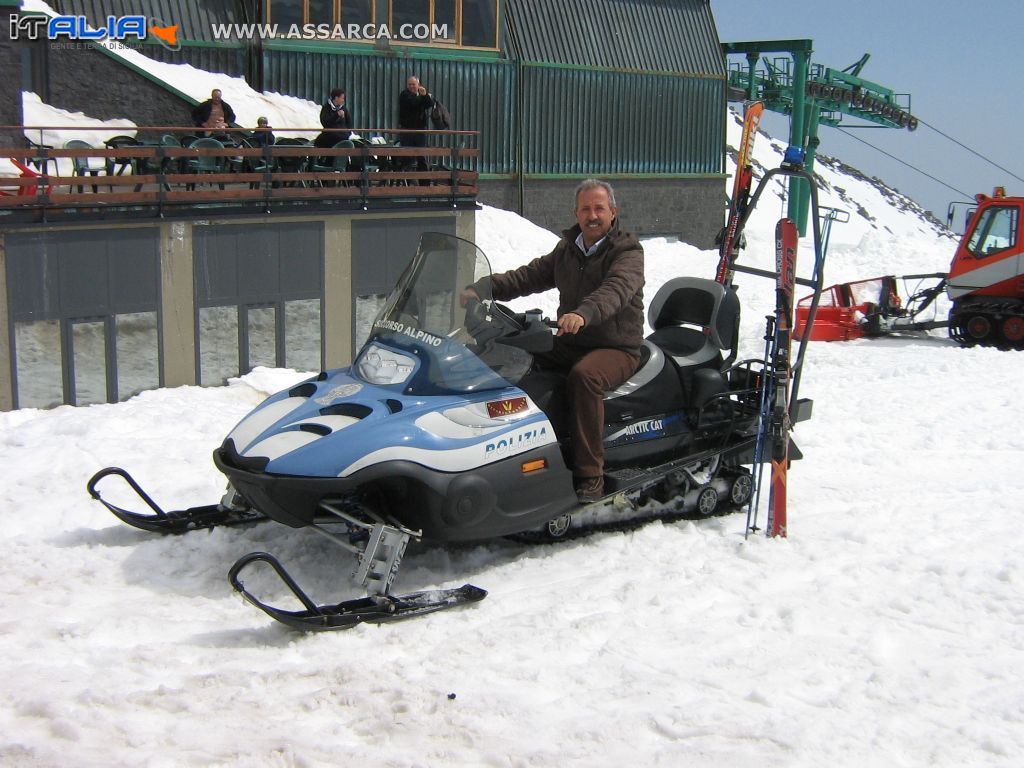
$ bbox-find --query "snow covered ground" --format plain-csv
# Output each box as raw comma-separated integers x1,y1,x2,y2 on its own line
4,34,1023,766
3,213,1023,767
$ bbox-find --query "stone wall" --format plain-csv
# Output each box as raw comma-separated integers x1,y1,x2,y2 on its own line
40,44,192,132
477,177,725,249
0,20,24,146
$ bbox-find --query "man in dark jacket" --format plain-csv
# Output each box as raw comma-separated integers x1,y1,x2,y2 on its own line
314,88,353,149
398,75,434,181
461,179,645,502
191,89,235,132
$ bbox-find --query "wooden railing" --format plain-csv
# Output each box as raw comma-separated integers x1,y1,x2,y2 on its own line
0,127,480,220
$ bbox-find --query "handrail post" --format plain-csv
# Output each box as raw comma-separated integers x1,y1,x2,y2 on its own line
359,144,370,210
449,138,459,207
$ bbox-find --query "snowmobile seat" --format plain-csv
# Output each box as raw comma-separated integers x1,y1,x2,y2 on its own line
645,277,740,402
519,342,669,439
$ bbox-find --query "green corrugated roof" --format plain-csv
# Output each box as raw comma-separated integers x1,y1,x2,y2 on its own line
504,0,724,76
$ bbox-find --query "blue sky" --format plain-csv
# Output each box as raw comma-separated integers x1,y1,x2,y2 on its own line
710,0,1024,226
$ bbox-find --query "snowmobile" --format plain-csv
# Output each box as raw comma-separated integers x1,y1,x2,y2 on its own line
88,166,827,632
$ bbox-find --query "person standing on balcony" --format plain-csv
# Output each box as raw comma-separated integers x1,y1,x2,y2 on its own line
315,89,353,149
398,75,434,184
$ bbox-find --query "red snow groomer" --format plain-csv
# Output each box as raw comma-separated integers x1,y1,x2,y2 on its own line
795,188,1024,349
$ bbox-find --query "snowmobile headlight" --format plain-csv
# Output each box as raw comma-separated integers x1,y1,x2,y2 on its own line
357,345,416,385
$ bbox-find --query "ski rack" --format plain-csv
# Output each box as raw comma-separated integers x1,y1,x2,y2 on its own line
227,499,488,631
726,165,828,537
730,165,827,413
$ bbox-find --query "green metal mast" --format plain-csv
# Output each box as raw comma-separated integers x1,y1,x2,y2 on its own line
722,41,917,234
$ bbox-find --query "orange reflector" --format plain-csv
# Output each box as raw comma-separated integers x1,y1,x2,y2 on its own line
521,458,547,474
486,396,528,418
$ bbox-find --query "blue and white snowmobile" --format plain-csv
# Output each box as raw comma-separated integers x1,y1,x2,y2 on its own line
89,169,825,631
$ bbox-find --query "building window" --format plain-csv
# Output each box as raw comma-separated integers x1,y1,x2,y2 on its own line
389,0,498,48
267,1,376,35
343,0,373,26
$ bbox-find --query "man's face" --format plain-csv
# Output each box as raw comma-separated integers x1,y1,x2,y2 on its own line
575,186,617,244
406,78,419,93
332,93,345,106
212,90,222,103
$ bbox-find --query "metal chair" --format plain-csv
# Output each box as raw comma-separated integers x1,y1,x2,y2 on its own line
228,138,275,188
23,136,57,177
64,139,107,193
184,137,225,191
103,135,141,176
274,138,311,186
310,140,353,186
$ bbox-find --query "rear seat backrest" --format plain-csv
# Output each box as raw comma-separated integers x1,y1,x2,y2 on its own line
647,277,739,358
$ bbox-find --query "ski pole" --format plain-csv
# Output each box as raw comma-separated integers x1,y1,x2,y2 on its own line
745,314,775,538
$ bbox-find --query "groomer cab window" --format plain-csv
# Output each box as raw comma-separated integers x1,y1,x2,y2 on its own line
966,205,1018,259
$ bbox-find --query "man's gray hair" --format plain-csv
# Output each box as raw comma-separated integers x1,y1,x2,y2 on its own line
575,178,617,208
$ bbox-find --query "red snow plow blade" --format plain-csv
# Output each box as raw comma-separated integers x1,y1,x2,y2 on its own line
795,274,948,341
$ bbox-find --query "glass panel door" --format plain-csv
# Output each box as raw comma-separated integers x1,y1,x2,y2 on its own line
199,305,239,385
247,305,278,370
71,319,108,405
116,311,160,401
14,320,64,408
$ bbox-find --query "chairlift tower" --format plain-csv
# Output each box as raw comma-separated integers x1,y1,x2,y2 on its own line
722,41,917,234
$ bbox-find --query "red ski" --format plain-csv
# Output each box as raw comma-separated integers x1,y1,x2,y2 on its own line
767,218,798,538
716,101,765,285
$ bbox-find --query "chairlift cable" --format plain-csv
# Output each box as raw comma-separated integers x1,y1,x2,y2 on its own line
836,127,972,198
915,118,1024,185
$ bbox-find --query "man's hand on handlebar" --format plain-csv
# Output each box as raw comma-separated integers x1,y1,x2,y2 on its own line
556,312,585,336
459,287,481,308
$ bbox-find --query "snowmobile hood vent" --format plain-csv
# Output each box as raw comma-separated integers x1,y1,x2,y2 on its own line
289,382,318,398
320,403,373,419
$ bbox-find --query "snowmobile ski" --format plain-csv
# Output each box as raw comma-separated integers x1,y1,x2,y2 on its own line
767,218,798,538
87,467,265,534
228,552,487,631
716,101,765,286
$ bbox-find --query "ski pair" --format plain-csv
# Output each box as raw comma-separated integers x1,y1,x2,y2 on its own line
712,101,795,537
745,219,797,539
716,101,765,286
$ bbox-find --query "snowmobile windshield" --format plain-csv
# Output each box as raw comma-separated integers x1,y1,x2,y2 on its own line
354,232,537,395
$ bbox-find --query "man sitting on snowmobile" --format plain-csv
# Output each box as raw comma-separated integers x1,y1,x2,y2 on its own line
461,179,645,503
